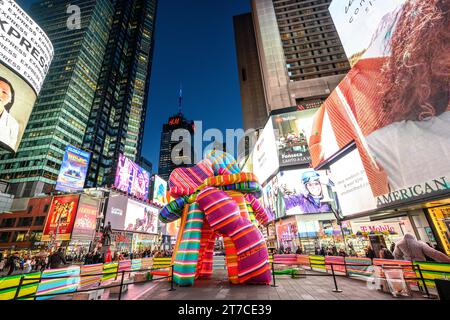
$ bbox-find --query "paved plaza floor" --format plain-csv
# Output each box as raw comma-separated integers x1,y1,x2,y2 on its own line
137,270,427,301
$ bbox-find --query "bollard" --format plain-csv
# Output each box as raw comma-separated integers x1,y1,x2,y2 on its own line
271,262,277,287
118,270,125,300
330,264,342,293
168,265,176,291
13,276,25,300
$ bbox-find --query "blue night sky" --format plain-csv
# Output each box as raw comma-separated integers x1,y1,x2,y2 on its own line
17,0,250,172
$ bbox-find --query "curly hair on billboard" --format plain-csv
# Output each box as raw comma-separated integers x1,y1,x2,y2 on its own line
380,0,450,122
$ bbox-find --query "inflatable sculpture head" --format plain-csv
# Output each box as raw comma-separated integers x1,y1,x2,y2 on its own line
159,150,274,286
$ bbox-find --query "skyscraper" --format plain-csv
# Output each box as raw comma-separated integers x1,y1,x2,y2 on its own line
83,0,157,188
234,0,351,128
158,113,195,181
233,13,268,131
0,0,158,196
0,0,114,197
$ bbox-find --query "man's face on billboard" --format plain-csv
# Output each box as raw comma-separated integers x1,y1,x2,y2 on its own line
306,180,322,197
0,80,13,114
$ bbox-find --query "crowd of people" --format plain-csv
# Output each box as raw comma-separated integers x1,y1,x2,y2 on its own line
1,233,449,277
274,234,450,263
0,246,174,277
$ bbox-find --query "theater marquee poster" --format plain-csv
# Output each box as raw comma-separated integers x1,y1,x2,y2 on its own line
42,195,80,241
310,0,450,217
0,0,53,153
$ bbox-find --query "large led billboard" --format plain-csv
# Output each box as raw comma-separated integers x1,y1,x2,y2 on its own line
252,119,279,184
105,192,128,231
55,146,91,193
311,1,450,215
104,193,158,234
0,0,53,153
71,194,100,241
42,195,80,242
114,154,150,201
272,108,317,167
125,199,158,234
152,175,168,206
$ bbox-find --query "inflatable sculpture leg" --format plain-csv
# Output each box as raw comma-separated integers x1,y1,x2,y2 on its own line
223,236,239,284
172,203,204,286
197,187,271,284
196,222,215,280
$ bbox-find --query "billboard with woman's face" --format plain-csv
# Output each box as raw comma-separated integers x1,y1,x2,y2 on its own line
0,0,53,153
310,0,450,214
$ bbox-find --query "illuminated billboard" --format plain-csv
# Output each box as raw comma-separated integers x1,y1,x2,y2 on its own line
71,194,100,241
272,108,317,167
105,192,128,231
114,154,150,201
252,119,279,184
42,195,80,241
0,0,53,153
55,146,91,193
278,169,334,216
311,1,450,215
125,199,158,234
152,175,168,206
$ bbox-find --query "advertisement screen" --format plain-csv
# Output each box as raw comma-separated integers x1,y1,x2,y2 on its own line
329,149,377,217
114,154,150,201
125,199,158,234
0,1,53,153
104,193,128,231
262,173,282,220
329,0,407,66
272,108,317,167
71,195,100,241
278,169,334,216
55,146,91,193
252,120,279,184
42,195,80,241
310,1,450,213
152,175,168,206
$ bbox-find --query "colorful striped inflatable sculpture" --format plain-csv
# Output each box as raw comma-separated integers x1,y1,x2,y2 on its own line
159,150,274,286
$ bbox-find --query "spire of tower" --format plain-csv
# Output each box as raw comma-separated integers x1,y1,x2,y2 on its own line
178,84,183,115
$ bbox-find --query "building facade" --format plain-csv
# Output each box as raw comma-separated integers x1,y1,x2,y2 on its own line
0,0,158,196
0,196,53,252
233,13,268,131
158,113,195,181
83,0,157,188
0,0,115,197
234,0,351,128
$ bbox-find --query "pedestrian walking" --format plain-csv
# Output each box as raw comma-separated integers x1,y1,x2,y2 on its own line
48,248,67,269
393,233,450,263
379,244,394,259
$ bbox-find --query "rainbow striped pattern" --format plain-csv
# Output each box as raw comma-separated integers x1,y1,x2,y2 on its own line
325,256,346,275
206,150,241,175
0,273,41,300
196,224,215,279
36,266,80,300
102,262,118,283
345,257,373,278
79,264,103,289
309,255,326,272
159,196,189,223
172,203,205,286
168,159,214,197
131,259,142,271
197,187,271,284
413,261,450,288
159,151,273,286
